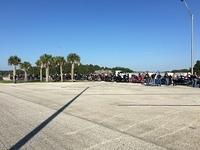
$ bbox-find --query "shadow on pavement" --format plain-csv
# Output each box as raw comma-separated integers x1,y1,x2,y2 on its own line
9,87,89,150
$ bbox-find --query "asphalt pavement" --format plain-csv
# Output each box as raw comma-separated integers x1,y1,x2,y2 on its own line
0,82,200,150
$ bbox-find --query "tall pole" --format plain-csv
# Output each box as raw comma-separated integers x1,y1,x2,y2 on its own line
181,0,194,75
191,14,194,75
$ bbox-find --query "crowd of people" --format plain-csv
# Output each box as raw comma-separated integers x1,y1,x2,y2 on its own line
75,72,200,88
142,73,200,87
7,71,200,88
117,72,199,88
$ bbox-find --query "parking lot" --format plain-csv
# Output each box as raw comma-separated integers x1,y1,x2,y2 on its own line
0,82,200,150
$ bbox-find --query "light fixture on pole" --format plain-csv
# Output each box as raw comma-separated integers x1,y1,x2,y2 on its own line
180,0,194,75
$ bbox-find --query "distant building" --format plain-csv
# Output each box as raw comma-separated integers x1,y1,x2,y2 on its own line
94,69,113,75
3,74,11,81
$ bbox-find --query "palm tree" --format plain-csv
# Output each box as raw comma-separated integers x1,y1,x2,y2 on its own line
40,54,52,82
54,56,66,82
67,53,80,81
8,55,21,83
36,59,44,82
20,61,31,82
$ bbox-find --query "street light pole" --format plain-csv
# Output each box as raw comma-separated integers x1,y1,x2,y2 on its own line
180,0,194,75
191,14,194,75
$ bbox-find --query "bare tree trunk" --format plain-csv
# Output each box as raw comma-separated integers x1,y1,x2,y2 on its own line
13,65,16,83
71,63,74,81
24,70,28,82
48,65,50,82
60,65,63,82
46,66,49,82
40,67,43,82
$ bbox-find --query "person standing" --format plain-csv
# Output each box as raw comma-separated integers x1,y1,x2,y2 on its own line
172,73,177,86
156,73,162,86
164,73,169,85
145,73,150,86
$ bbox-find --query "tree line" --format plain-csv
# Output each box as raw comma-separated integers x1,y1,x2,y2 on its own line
8,53,80,83
5,53,134,83
171,61,200,76
6,53,199,84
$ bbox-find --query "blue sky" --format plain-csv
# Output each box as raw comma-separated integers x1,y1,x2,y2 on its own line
0,0,200,71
